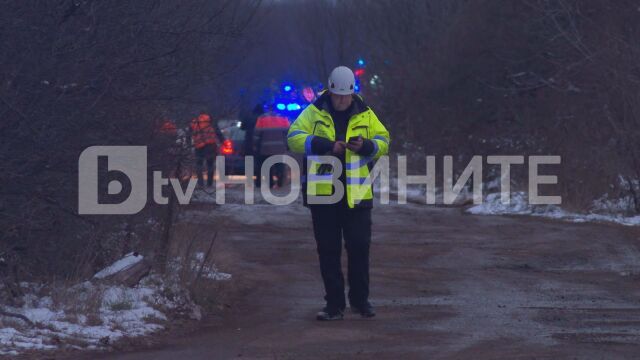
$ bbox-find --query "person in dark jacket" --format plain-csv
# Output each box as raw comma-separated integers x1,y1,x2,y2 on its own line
254,121,289,188
241,103,263,157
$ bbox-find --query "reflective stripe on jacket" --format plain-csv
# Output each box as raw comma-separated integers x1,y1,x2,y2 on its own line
287,94,390,208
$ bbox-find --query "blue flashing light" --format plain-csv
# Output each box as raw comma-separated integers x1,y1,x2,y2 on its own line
276,103,286,111
357,58,365,66
287,103,301,111
283,85,292,92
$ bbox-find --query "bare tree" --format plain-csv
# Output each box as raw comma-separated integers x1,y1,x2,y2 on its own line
0,0,260,300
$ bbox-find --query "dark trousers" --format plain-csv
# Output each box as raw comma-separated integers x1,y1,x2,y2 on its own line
195,144,215,186
255,155,285,188
310,204,372,311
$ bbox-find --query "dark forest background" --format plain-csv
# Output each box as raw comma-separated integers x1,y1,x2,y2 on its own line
2,0,639,296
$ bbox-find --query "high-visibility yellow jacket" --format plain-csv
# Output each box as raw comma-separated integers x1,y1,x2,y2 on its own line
287,93,390,208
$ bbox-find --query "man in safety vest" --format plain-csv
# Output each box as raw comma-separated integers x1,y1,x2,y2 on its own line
190,113,223,187
287,66,390,320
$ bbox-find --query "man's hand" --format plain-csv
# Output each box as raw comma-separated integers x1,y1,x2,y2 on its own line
346,136,363,152
333,141,347,155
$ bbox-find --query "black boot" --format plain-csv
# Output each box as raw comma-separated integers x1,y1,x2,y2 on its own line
206,170,214,187
351,302,375,318
316,306,344,321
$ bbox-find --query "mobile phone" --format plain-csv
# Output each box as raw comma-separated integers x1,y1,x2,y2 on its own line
348,136,361,144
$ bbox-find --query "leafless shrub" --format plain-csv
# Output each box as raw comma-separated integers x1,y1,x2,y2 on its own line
0,0,260,296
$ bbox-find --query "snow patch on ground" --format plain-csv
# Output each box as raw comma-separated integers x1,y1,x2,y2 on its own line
0,280,165,355
467,192,640,226
168,252,232,281
591,193,638,215
0,257,203,356
191,252,232,281
381,182,473,205
181,186,309,228
94,252,143,279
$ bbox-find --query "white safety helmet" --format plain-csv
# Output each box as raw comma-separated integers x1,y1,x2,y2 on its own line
328,66,355,95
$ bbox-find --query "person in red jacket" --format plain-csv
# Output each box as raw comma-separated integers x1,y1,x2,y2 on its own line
190,113,222,187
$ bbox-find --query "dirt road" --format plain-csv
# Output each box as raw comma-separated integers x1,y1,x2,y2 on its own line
94,187,640,359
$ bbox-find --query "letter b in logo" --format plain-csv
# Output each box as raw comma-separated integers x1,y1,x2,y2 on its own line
78,146,147,214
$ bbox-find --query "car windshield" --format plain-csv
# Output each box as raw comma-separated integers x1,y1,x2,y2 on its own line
220,121,245,142
228,127,245,141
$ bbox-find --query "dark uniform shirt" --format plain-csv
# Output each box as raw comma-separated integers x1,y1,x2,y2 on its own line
328,102,353,206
